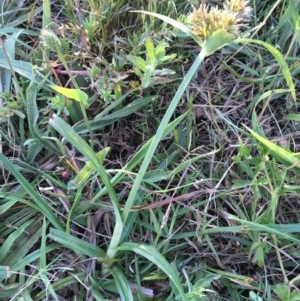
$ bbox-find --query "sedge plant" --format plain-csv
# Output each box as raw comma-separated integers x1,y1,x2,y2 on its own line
0,1,297,299
104,0,254,294
102,0,296,298
34,0,297,299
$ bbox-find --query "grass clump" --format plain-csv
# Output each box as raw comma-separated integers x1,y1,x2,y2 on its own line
0,0,300,300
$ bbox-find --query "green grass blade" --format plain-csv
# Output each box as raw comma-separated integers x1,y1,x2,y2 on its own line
111,265,134,301
6,6,43,28
0,193,40,212
244,124,300,172
0,58,44,83
91,112,187,203
50,85,89,106
131,10,197,43
48,228,106,259
122,51,205,221
42,0,51,29
25,81,43,161
228,215,300,244
94,96,156,122
68,147,110,190
236,38,296,101
0,219,33,261
39,271,60,301
0,31,21,92
39,217,48,269
0,153,63,231
49,115,123,260
0,199,18,214
34,273,86,301
11,245,59,273
4,218,43,267
118,242,187,300
0,27,38,36
250,88,291,112
49,114,120,217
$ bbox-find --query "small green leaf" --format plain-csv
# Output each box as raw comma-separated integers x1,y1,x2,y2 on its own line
50,85,89,106
127,55,147,72
155,43,168,62
274,284,289,299
145,38,156,66
290,291,300,301
285,113,300,121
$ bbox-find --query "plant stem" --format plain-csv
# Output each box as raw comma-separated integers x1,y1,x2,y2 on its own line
123,51,206,221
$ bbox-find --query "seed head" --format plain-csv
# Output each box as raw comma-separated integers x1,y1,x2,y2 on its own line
224,0,252,20
40,29,61,50
188,0,252,41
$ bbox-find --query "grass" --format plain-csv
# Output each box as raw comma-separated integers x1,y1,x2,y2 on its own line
0,0,300,300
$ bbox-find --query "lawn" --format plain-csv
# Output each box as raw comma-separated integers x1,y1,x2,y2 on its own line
0,0,300,300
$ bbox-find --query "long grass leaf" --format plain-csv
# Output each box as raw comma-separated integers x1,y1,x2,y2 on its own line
34,273,86,301
6,6,43,28
0,31,21,92
4,218,43,267
0,219,33,261
228,215,300,244
244,125,300,172
48,228,106,258
0,58,44,83
123,52,205,221
0,153,63,231
12,245,59,272
236,38,296,101
68,148,110,190
42,0,51,29
39,218,47,269
131,10,197,43
118,242,187,300
39,271,60,301
49,115,123,259
111,265,134,301
25,81,43,161
49,114,120,216
91,113,187,203
50,85,89,106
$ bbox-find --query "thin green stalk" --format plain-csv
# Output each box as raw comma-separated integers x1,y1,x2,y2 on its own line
122,51,205,221
102,51,206,271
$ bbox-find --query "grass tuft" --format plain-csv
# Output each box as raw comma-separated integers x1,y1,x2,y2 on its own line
0,0,300,300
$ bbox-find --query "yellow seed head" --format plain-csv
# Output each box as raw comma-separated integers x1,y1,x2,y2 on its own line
188,0,252,41
224,0,252,20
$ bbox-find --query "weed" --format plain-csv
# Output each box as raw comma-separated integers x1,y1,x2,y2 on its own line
0,0,300,300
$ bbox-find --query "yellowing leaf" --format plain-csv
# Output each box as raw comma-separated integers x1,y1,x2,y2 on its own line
68,147,110,190
50,85,89,106
244,124,300,172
